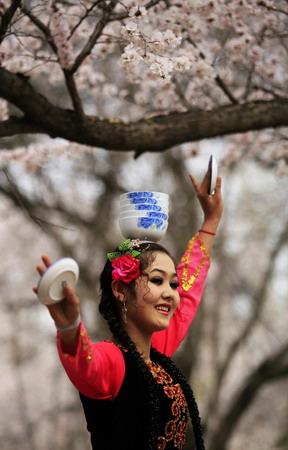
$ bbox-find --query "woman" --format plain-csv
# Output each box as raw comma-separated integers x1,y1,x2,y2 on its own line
34,171,223,449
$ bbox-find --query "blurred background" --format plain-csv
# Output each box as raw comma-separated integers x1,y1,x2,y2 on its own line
0,142,287,450
1,1,288,449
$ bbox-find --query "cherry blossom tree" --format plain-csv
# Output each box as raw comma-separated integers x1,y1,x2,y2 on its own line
1,3,288,449
0,0,288,173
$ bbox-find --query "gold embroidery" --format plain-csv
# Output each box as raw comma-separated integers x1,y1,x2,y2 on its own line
104,340,128,352
146,361,188,450
165,420,176,440
62,328,93,362
180,234,209,292
174,419,187,448
158,436,167,450
80,330,93,362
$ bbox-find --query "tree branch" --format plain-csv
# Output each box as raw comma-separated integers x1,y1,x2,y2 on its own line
216,223,288,385
1,67,288,152
0,116,45,137
71,0,117,73
209,342,288,450
187,37,238,105
205,222,288,432
0,0,22,44
63,70,85,120
21,5,57,53
109,0,164,21
22,5,84,120
68,1,103,40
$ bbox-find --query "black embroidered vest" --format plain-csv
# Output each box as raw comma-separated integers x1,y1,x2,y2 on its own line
79,348,188,449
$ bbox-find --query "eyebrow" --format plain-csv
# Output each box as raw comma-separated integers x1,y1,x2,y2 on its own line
149,268,178,278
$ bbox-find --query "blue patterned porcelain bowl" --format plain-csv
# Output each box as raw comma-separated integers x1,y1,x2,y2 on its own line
120,203,168,214
120,191,169,202
120,211,168,220
120,198,168,207
119,216,168,242
119,191,169,241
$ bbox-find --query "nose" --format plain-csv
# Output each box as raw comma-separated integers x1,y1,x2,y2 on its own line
161,283,174,299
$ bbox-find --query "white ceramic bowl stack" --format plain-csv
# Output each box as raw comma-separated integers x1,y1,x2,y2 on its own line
119,191,169,242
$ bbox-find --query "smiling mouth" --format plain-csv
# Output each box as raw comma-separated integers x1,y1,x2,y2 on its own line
155,304,171,315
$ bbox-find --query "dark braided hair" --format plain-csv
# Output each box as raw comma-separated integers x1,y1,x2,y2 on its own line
99,242,205,449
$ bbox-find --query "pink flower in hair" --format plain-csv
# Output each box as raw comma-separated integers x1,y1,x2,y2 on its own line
111,254,141,284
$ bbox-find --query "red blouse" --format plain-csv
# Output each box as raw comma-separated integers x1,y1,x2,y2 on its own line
57,234,210,401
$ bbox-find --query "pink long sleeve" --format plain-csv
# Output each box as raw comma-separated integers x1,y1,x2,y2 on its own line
57,325,125,400
151,234,210,357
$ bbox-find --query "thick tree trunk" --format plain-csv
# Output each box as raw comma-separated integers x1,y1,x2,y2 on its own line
1,67,288,153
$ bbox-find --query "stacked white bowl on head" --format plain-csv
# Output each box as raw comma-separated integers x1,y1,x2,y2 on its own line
119,191,169,242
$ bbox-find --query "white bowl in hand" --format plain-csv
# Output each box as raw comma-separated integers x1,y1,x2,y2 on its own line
37,258,79,305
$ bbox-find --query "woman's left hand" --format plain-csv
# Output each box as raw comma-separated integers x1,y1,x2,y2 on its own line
189,168,223,229
189,167,223,254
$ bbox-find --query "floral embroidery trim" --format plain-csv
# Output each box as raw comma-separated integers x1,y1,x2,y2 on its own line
62,327,93,362
146,361,188,449
103,340,128,352
180,234,209,292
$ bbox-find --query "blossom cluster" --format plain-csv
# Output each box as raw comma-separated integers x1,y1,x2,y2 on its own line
119,7,201,83
0,1,286,102
47,2,74,69
220,131,288,177
0,141,94,172
0,0,287,173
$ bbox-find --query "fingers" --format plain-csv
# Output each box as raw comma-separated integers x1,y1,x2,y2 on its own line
34,254,52,296
36,265,45,276
190,170,222,197
36,254,52,276
201,169,211,194
46,285,80,326
42,254,52,267
63,285,80,305
189,173,201,194
215,176,222,189
189,171,210,196
214,176,222,196
32,285,38,294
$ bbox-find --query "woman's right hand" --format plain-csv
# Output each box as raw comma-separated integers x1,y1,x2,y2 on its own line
33,254,81,329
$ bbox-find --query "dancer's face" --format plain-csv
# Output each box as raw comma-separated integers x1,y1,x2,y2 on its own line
126,252,180,335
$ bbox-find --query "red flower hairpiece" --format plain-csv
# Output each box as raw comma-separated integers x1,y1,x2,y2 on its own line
107,239,148,284
111,254,141,284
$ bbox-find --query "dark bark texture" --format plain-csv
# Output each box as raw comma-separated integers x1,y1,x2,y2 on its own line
1,68,288,154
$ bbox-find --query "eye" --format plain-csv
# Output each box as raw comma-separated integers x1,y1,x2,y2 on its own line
150,277,163,285
170,281,179,290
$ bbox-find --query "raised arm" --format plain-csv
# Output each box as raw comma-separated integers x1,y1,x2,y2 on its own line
152,167,223,356
33,255,81,354
189,169,223,254
33,259,125,399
